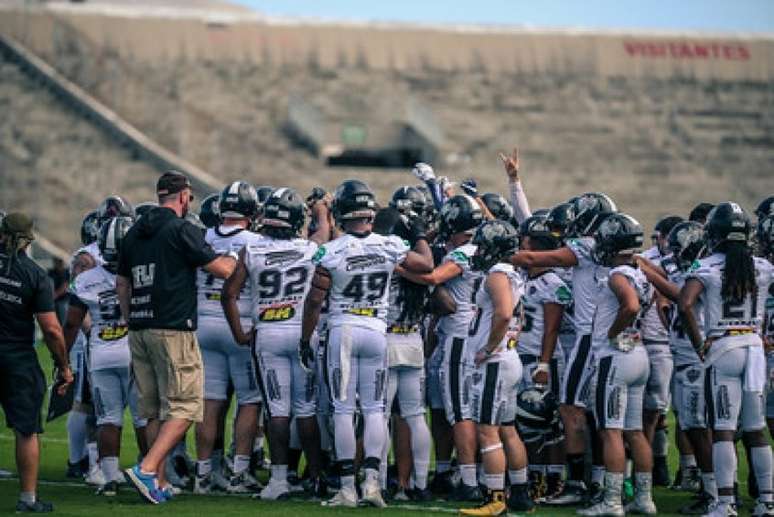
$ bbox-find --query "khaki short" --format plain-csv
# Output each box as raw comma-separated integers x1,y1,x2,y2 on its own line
129,329,204,423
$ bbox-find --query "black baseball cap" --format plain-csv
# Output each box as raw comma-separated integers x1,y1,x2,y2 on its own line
157,171,193,199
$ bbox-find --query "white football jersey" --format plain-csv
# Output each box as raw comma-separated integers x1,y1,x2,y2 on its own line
591,265,652,355
517,271,573,357
566,237,609,334
664,265,704,366
638,246,669,343
765,262,774,340
244,235,319,328
197,225,260,327
688,253,772,339
73,241,105,266
437,243,484,337
70,265,129,371
313,232,409,331
554,267,576,336
467,263,523,362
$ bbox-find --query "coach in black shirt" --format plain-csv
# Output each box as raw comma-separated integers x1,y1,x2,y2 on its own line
116,171,236,503
0,213,72,513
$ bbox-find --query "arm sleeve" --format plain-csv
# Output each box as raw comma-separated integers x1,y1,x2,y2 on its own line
424,178,445,211
180,222,219,267
509,180,532,225
33,272,56,313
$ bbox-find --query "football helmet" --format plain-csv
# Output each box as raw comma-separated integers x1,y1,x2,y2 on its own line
262,187,305,234
570,192,617,236
516,388,560,430
81,210,100,246
439,195,483,237
255,186,275,209
519,215,561,250
332,180,377,222
591,213,644,266
98,216,133,272
199,194,220,228
755,196,774,220
704,202,752,253
546,202,576,241
97,196,134,226
219,181,258,219
757,215,774,257
471,219,519,272
481,193,515,222
389,186,426,219
666,221,705,272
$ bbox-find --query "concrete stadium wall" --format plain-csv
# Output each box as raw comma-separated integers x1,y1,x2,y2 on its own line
1,8,773,81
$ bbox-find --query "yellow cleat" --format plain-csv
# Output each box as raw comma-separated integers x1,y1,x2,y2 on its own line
459,491,508,516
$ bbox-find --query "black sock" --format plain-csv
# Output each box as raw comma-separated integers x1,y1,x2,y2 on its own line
567,454,585,482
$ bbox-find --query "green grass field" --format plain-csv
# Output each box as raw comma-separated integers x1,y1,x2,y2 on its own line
0,345,761,516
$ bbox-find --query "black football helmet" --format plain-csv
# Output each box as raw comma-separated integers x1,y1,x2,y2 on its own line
97,195,134,226
516,388,560,430
653,215,685,253
134,202,156,220
332,180,377,222
262,187,305,235
481,193,515,222
704,202,752,253
199,194,220,228
757,215,774,258
591,213,644,266
546,202,576,241
755,196,774,220
570,192,617,236
81,210,100,246
439,195,483,237
98,216,133,271
519,215,561,250
531,208,550,218
667,221,705,272
255,186,274,206
219,181,258,219
389,186,426,219
471,219,519,272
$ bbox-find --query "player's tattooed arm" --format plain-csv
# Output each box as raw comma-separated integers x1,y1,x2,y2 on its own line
301,266,331,343
221,249,252,346
396,260,461,286
678,278,707,356
607,272,641,338
509,247,578,269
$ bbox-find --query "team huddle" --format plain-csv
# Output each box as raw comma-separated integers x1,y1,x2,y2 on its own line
52,151,774,517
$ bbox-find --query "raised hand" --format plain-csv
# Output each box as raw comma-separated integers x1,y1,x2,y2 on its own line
499,147,520,181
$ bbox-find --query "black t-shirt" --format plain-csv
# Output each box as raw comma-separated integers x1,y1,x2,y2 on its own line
48,268,69,301
0,247,55,349
117,207,218,331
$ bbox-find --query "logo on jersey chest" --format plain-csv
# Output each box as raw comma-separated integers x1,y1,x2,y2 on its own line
265,250,304,267
259,305,296,322
345,254,386,271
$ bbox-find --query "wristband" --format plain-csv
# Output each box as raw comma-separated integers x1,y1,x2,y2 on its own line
534,362,550,375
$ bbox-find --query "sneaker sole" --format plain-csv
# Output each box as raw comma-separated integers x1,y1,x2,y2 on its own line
123,468,160,505
258,492,290,501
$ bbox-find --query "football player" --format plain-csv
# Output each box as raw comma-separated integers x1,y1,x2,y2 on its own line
758,214,774,440
460,219,533,516
64,216,147,497
399,194,485,501
222,187,331,500
298,179,432,508
580,214,655,517
679,202,774,517
193,182,262,494
509,192,618,504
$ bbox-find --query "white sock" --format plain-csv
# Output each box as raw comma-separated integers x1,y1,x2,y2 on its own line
751,446,774,503
460,464,477,487
365,468,379,483
625,459,633,478
271,464,288,484
713,441,736,494
509,468,528,485
19,492,35,504
380,429,390,491
87,442,99,470
405,415,431,490
66,411,88,464
653,428,669,457
233,454,250,475
341,475,355,490
680,454,698,470
436,461,451,474
604,472,624,503
634,472,653,497
701,472,718,499
101,456,120,482
196,459,212,477
485,473,505,490
362,412,385,461
333,413,357,461
591,465,606,485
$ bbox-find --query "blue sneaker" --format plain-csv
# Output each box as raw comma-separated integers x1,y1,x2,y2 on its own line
124,465,164,504
159,484,178,501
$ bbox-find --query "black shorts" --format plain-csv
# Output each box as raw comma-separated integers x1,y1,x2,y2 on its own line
0,346,46,436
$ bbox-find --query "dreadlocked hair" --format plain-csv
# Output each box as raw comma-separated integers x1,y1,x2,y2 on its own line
1,232,32,275
718,240,757,302
400,277,428,323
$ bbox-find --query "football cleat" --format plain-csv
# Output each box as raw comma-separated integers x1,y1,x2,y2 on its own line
449,484,484,502
322,487,358,508
226,471,259,494
625,496,658,515
701,501,737,517
360,479,387,508
752,501,774,517
193,473,212,494
679,491,715,515
15,500,54,513
577,499,625,516
257,479,290,501
507,484,536,513
97,480,119,497
430,470,455,494
460,490,508,516
653,456,670,487
84,464,106,487
547,481,587,506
